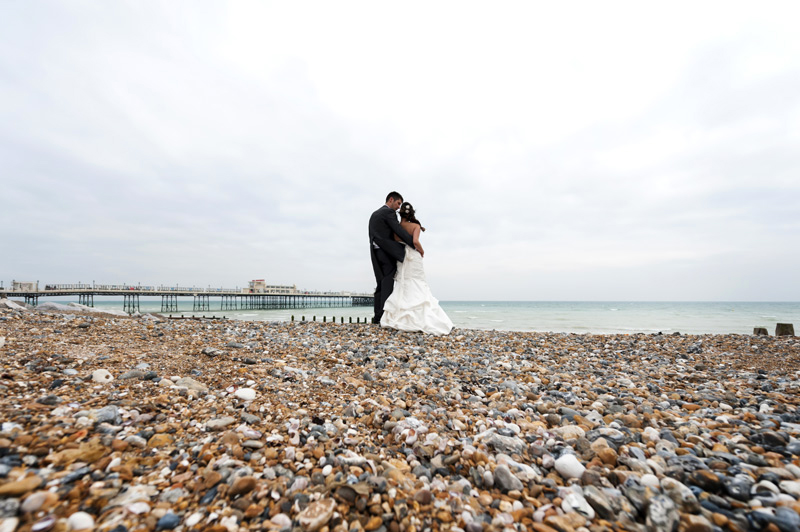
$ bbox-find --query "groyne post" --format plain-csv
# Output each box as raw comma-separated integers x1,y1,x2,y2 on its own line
776,323,795,336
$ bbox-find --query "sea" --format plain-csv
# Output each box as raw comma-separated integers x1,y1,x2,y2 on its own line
35,299,800,335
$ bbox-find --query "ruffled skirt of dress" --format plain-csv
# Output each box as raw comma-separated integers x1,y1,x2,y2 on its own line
380,247,453,335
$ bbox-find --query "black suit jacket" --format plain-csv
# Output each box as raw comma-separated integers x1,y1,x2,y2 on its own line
369,205,415,263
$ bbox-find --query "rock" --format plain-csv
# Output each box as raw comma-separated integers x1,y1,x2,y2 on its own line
118,370,146,380
297,498,336,531
483,432,527,455
555,454,585,480
645,495,679,532
206,416,236,430
21,491,54,513
0,475,42,496
147,433,173,447
92,405,121,425
230,476,257,496
156,513,181,530
682,514,714,532
0,518,19,532
67,511,95,530
92,369,113,383
175,377,207,392
583,485,615,520
494,465,523,491
234,388,257,401
562,491,595,519
0,499,20,519
552,425,586,440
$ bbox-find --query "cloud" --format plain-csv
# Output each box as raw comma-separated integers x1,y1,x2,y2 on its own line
1,1,799,301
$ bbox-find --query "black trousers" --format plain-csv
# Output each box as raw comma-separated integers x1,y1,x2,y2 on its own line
371,246,397,323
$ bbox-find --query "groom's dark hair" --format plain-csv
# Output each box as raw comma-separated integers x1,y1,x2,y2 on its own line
386,191,403,203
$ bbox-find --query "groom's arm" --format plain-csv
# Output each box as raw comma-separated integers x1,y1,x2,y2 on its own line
384,210,415,249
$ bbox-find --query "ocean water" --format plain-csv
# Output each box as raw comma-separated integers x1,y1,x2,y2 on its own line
27,298,800,335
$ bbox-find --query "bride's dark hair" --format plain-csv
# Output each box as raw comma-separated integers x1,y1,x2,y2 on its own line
399,202,425,231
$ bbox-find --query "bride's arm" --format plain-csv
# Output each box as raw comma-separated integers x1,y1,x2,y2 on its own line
412,225,424,257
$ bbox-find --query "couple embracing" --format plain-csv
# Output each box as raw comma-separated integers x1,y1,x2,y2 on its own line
368,191,453,335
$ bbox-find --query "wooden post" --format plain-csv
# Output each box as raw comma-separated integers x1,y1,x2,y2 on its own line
776,323,795,336
291,315,294,322
349,317,352,323
753,327,768,335
302,315,305,321
323,316,326,323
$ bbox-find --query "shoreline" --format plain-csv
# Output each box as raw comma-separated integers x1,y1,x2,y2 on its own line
0,306,799,532
3,299,798,336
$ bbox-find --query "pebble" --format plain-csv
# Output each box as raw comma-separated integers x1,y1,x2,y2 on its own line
66,511,95,530
156,512,181,530
555,454,585,480
0,308,799,532
91,369,113,383
234,387,257,401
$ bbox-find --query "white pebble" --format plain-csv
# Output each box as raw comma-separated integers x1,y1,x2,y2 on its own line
641,474,660,488
185,512,204,527
554,454,585,480
235,388,257,401
91,369,113,383
67,511,95,530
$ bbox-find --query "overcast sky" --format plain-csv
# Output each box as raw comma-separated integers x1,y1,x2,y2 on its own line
2,2,799,301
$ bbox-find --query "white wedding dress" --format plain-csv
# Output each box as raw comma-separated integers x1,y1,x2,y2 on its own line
381,246,453,335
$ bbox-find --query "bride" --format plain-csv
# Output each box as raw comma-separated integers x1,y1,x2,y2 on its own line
380,202,453,335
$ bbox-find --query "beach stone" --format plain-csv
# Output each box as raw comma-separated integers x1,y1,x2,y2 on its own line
494,465,523,492
646,495,679,532
297,498,336,531
156,512,181,530
552,425,585,440
682,514,713,532
555,454,585,480
67,511,95,530
0,475,41,496
234,388,257,401
484,433,526,455
0,519,19,532
206,416,236,430
175,377,207,392
92,405,121,424
583,486,615,520
230,476,257,496
0,499,19,519
119,369,146,380
92,369,113,383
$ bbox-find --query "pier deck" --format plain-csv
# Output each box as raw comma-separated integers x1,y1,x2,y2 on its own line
0,284,373,314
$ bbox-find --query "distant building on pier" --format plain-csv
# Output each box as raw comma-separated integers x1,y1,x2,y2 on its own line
247,279,297,294
12,281,38,292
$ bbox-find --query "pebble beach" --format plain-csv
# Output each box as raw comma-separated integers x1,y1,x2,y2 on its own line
1,303,800,532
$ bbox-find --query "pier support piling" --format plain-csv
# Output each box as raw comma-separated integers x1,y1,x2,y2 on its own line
123,294,140,314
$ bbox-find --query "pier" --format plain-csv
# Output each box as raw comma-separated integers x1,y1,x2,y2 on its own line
0,282,374,314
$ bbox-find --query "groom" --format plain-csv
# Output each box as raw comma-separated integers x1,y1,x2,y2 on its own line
369,191,417,324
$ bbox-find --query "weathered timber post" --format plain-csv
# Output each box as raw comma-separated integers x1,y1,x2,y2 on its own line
323,316,326,323
291,315,294,322
753,327,768,336
349,317,352,323
776,323,795,336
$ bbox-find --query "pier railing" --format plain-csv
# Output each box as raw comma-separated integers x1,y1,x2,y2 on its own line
0,285,374,314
